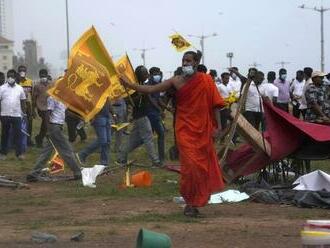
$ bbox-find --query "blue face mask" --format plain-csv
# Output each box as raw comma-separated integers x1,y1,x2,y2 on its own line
153,75,161,83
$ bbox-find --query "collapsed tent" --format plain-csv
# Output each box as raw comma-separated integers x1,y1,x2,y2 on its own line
224,101,330,179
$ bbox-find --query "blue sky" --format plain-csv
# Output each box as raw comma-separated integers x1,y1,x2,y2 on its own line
12,0,330,78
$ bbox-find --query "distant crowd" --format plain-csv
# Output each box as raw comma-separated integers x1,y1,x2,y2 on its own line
0,64,329,181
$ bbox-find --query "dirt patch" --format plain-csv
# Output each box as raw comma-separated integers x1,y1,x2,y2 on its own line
1,181,328,247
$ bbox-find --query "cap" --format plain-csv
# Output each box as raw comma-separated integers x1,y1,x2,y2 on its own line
312,71,327,78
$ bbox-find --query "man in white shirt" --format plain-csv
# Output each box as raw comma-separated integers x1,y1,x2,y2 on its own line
299,67,313,119
260,71,279,104
290,70,305,118
0,69,26,160
27,96,82,181
244,70,264,130
228,67,242,98
217,72,231,129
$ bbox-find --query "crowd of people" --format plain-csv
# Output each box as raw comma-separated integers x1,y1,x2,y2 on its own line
1,52,330,216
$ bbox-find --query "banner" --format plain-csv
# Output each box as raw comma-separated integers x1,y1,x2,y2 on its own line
48,26,119,121
169,33,192,52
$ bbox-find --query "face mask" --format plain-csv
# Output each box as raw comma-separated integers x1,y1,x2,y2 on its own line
7,77,16,85
19,71,26,78
231,73,237,80
152,75,161,83
280,74,287,80
182,65,195,76
40,77,48,83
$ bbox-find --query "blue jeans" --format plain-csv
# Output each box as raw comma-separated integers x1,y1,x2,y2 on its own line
79,117,111,165
147,112,165,162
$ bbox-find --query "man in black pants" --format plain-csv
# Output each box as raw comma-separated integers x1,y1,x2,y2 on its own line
65,109,87,143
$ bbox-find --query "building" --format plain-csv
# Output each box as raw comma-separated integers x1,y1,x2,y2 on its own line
0,0,13,40
0,35,13,72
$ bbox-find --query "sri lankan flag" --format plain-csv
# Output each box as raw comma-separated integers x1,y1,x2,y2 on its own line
169,33,191,52
48,26,120,121
112,53,137,99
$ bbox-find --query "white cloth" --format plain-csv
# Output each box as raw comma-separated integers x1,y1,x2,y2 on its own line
47,96,66,125
259,82,279,101
208,190,250,204
81,165,106,188
299,78,313,110
290,79,305,105
0,83,26,117
173,190,249,205
245,82,263,112
228,78,242,97
217,83,231,98
293,170,330,192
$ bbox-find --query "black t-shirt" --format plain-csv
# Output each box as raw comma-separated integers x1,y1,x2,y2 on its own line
132,93,150,120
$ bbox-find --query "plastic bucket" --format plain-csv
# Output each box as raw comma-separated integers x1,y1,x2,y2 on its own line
136,228,171,248
301,230,330,247
131,171,152,187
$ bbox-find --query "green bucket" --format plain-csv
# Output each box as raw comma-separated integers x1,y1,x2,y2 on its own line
136,228,172,248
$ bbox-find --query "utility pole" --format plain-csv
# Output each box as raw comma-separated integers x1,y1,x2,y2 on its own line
276,61,290,68
65,0,70,60
299,4,330,71
133,47,155,66
187,33,218,64
249,62,261,68
226,52,234,68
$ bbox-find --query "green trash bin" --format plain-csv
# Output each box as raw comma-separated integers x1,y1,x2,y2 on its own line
136,228,172,248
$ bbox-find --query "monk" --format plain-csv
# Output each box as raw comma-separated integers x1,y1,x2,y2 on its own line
120,51,226,217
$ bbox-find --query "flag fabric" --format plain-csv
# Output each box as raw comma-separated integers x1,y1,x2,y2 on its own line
169,33,192,52
111,54,137,99
48,26,120,121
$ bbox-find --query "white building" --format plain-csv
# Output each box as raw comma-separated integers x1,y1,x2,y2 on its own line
0,0,13,40
0,35,13,72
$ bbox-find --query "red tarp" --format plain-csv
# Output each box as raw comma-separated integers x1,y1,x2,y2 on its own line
225,101,330,177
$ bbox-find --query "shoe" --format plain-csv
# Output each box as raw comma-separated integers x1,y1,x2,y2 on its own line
183,205,203,218
73,173,82,180
76,153,85,165
152,161,164,168
26,173,51,182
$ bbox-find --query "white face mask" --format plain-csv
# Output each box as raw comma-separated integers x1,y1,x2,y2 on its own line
40,77,48,83
182,65,195,76
152,75,162,83
7,77,16,85
231,73,237,80
19,71,26,78
280,74,287,80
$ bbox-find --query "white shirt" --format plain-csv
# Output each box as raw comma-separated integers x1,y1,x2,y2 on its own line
47,97,67,125
228,78,242,97
245,82,263,112
299,78,313,110
290,79,305,104
259,82,279,101
217,83,231,98
0,83,26,117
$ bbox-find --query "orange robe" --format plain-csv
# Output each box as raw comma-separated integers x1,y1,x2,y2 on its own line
175,72,226,207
